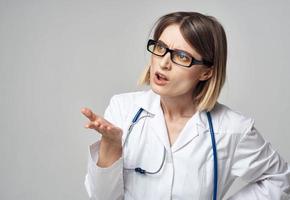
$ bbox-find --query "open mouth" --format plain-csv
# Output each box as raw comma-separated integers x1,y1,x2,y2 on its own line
155,72,168,81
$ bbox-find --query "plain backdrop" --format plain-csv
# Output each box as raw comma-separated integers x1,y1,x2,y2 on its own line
0,0,289,199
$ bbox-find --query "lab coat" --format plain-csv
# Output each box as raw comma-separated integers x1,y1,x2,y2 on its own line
84,89,290,200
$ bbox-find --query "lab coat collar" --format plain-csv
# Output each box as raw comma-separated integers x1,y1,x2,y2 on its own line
134,89,223,153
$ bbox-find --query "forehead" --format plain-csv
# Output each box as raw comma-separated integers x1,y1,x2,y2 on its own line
158,24,201,59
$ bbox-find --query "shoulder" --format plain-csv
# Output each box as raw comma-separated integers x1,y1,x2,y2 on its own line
210,102,255,134
104,90,152,126
107,89,156,113
109,89,151,107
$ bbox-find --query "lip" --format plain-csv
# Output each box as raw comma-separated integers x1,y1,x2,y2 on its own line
155,71,169,81
153,71,169,86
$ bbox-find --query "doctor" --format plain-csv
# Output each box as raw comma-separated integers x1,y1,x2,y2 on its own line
81,11,290,199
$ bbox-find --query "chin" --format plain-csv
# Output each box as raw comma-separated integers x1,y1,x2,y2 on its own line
150,84,172,97
150,81,194,99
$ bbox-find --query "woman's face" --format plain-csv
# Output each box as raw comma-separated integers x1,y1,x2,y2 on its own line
149,24,212,99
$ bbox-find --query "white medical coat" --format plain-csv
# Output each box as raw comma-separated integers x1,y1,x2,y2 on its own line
84,89,290,200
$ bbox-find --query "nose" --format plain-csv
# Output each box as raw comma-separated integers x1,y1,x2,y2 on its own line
159,52,172,70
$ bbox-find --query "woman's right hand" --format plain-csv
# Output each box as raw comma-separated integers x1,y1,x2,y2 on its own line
81,107,122,145
81,107,123,167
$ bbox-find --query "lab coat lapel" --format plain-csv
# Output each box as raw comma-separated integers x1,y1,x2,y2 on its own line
171,104,223,153
148,104,172,152
134,90,171,152
171,111,202,153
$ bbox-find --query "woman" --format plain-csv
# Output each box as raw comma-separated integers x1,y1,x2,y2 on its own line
81,11,290,200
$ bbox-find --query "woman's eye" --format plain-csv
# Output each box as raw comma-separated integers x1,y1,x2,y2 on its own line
178,53,189,61
156,44,165,51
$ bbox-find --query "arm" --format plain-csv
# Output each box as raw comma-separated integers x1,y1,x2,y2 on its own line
84,140,123,200
84,95,125,200
228,126,290,200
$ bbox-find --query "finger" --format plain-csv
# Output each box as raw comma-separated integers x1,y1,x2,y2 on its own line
84,122,95,129
98,123,110,131
84,122,97,129
81,107,97,122
87,121,106,131
101,125,118,137
84,117,121,134
100,124,121,135
94,122,112,133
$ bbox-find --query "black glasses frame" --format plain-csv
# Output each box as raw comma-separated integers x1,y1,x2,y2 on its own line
147,39,213,68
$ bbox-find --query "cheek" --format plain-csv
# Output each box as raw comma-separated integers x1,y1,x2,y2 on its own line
149,64,155,77
150,57,157,69
149,57,158,77
172,69,202,91
178,68,201,83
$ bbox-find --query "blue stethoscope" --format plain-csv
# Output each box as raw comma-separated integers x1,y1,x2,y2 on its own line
123,108,218,200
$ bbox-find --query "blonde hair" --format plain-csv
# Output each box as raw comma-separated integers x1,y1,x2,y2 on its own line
138,11,227,112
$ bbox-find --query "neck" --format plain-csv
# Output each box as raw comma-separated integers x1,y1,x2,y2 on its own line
160,93,197,120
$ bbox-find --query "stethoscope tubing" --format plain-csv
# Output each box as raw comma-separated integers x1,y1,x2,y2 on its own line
123,107,218,200
206,111,218,200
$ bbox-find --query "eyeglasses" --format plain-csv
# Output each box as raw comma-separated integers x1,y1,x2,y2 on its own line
147,39,213,68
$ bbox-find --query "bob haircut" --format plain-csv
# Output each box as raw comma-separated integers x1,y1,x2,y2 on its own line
138,11,227,112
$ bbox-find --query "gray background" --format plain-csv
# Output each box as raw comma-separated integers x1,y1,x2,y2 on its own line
0,0,289,199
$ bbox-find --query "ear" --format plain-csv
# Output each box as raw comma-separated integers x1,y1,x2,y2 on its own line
199,68,213,81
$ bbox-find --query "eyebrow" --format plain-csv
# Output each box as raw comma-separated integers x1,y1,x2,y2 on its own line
157,39,195,58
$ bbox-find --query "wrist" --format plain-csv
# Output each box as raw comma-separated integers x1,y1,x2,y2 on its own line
101,137,122,150
97,138,122,167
